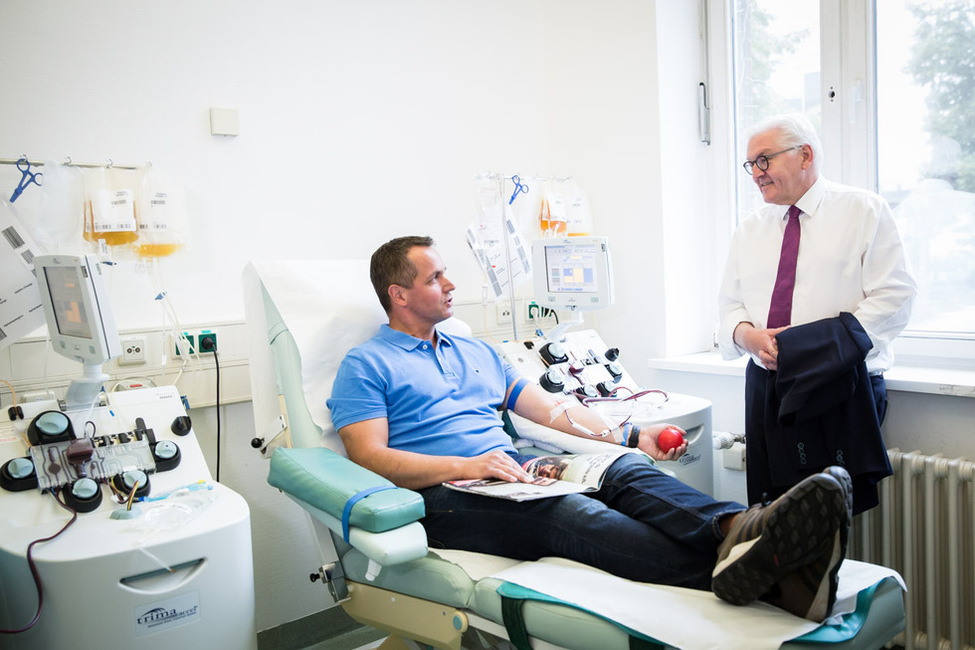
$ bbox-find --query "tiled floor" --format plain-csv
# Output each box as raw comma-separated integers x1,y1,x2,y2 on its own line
257,607,385,650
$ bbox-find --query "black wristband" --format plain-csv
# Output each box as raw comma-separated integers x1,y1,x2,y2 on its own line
623,423,641,448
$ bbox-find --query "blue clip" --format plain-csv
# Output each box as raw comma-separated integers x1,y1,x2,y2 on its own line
10,158,42,203
508,175,529,205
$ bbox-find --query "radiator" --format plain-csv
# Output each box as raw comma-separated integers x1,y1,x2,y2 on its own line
849,449,975,650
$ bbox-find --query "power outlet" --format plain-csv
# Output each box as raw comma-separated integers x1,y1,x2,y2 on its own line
527,303,556,320
197,330,218,353
173,330,218,355
495,303,524,325
119,336,147,365
174,332,196,356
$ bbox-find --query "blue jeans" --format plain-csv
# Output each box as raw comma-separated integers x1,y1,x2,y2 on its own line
419,453,745,590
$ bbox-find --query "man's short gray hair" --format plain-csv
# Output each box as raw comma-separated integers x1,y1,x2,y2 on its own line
747,113,823,171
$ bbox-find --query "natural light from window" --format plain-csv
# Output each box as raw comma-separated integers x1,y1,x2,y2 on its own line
732,0,820,222
877,0,975,338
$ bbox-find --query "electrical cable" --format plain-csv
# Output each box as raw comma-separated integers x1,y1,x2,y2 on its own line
200,336,221,481
0,490,78,635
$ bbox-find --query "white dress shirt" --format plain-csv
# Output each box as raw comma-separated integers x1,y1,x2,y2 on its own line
718,177,917,374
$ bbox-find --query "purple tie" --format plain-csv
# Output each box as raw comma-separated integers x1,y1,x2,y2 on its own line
767,205,801,328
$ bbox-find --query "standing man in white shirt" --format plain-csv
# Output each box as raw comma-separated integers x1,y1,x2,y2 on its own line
718,113,917,511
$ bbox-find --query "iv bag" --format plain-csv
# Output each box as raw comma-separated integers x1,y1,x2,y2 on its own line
84,167,139,246
565,179,593,236
135,166,188,258
37,161,85,251
539,181,567,236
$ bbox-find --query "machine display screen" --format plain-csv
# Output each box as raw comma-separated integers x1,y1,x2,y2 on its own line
44,266,94,340
544,243,599,294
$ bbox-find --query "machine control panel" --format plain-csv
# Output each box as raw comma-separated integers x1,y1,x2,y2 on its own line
498,329,657,409
0,386,204,515
496,329,714,495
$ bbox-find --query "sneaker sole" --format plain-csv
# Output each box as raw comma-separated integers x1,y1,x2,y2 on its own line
821,466,853,616
712,473,846,606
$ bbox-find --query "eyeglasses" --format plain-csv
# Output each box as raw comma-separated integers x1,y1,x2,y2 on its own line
742,146,800,174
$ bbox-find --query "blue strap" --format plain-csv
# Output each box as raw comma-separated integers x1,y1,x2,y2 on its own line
341,485,398,544
506,378,530,410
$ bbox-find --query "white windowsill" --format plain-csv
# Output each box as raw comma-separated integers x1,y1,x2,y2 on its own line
647,351,975,399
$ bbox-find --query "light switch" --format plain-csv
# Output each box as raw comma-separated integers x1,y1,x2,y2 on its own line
209,107,239,136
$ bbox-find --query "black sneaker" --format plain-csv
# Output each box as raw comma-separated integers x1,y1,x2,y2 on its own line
761,466,853,621
711,468,849,607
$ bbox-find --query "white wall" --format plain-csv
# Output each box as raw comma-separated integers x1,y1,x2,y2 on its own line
0,0,701,634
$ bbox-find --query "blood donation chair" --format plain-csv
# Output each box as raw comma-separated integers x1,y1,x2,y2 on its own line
242,259,907,650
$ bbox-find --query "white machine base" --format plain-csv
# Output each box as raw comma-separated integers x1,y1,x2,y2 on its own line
0,386,256,650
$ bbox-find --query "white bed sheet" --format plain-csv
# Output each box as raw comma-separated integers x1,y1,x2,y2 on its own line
485,556,903,650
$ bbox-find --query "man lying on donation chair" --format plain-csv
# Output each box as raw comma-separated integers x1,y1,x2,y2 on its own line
326,235,853,623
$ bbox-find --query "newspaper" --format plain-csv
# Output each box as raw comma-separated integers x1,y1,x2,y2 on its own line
443,451,627,502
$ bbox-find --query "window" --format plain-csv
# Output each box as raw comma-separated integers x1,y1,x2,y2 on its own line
731,1,821,221
877,1,975,339
725,0,975,363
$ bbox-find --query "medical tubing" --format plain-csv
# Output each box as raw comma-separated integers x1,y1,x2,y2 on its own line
551,400,613,438
581,388,669,406
0,378,16,409
0,490,78,634
150,259,198,382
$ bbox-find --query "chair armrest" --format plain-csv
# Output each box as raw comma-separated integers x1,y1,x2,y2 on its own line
268,447,425,534
283,493,429,566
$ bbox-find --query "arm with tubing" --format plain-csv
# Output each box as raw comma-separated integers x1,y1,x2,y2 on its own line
508,381,688,461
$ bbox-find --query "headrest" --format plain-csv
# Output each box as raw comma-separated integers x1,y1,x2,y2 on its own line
243,259,469,452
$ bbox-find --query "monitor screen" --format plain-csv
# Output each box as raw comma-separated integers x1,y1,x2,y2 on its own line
44,266,95,340
34,254,121,369
532,237,614,312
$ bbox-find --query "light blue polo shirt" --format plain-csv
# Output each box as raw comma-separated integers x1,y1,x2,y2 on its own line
327,324,520,457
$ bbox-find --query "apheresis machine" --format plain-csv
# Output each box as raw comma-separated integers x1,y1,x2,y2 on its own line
244,235,905,650
0,254,255,649
496,237,712,495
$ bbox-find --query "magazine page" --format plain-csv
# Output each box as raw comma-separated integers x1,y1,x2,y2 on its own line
443,476,593,502
521,451,626,489
442,451,628,501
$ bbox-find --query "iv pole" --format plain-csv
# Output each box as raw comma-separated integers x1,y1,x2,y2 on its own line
498,174,520,342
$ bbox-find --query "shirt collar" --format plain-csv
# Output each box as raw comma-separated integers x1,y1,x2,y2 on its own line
378,323,455,351
791,176,827,219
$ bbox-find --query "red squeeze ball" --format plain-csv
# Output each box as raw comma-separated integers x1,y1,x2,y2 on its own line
657,427,685,453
